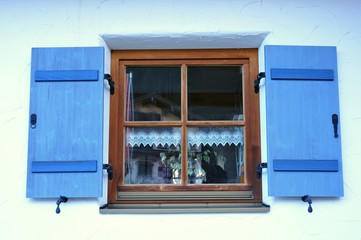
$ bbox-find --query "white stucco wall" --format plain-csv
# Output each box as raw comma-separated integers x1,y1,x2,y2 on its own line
1,0,361,239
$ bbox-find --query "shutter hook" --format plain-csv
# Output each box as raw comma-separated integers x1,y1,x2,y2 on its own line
55,196,68,214
302,195,313,213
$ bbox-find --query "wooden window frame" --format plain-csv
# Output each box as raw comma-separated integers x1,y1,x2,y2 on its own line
108,49,262,206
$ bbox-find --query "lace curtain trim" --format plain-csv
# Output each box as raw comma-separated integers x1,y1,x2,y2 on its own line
127,127,181,147
126,127,243,147
188,127,244,146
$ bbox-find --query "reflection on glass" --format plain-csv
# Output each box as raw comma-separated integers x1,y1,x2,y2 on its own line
126,67,181,121
187,66,243,121
124,127,181,184
187,127,244,184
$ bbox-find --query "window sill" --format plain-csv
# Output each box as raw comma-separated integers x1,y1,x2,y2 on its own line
99,202,270,214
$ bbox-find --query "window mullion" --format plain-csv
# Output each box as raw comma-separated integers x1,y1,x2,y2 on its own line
181,64,188,185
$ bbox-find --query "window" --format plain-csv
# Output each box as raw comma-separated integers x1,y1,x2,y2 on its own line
108,49,262,210
26,46,342,213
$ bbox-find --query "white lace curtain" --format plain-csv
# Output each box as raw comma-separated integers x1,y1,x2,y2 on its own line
126,127,244,147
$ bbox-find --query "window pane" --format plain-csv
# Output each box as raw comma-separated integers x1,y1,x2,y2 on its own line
187,127,244,184
126,67,181,121
124,127,182,184
187,66,243,121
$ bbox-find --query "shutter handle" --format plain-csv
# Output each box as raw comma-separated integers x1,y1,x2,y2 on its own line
55,196,68,214
30,113,37,129
302,195,313,213
332,114,339,138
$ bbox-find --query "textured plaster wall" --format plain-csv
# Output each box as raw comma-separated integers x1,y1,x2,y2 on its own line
1,0,361,239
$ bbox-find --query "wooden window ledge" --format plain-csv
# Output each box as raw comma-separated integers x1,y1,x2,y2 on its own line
99,202,270,214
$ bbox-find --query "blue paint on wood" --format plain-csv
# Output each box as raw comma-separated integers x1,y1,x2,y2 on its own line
273,160,338,172
35,70,99,82
27,47,104,198
271,68,334,81
265,45,343,197
32,160,97,173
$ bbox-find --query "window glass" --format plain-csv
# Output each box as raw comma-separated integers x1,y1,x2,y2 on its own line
125,67,181,121
187,66,243,121
124,127,182,184
187,127,244,184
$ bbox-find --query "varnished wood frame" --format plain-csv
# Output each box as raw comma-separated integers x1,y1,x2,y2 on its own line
108,49,262,205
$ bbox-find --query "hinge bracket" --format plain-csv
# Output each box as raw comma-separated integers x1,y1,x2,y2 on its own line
256,162,267,179
254,72,265,93
103,164,113,180
104,74,115,95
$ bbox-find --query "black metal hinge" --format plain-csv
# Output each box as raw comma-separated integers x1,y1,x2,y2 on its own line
104,74,115,95
254,72,265,93
256,162,267,179
103,164,113,180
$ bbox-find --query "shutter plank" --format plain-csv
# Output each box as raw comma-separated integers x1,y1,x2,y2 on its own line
271,68,334,81
35,70,99,82
32,160,97,173
273,160,338,172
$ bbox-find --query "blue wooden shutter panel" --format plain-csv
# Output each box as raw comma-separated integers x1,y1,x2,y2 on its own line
265,45,343,197
26,47,104,198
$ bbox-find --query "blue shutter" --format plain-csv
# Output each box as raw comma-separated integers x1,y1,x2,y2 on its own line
265,45,343,197
26,47,104,198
